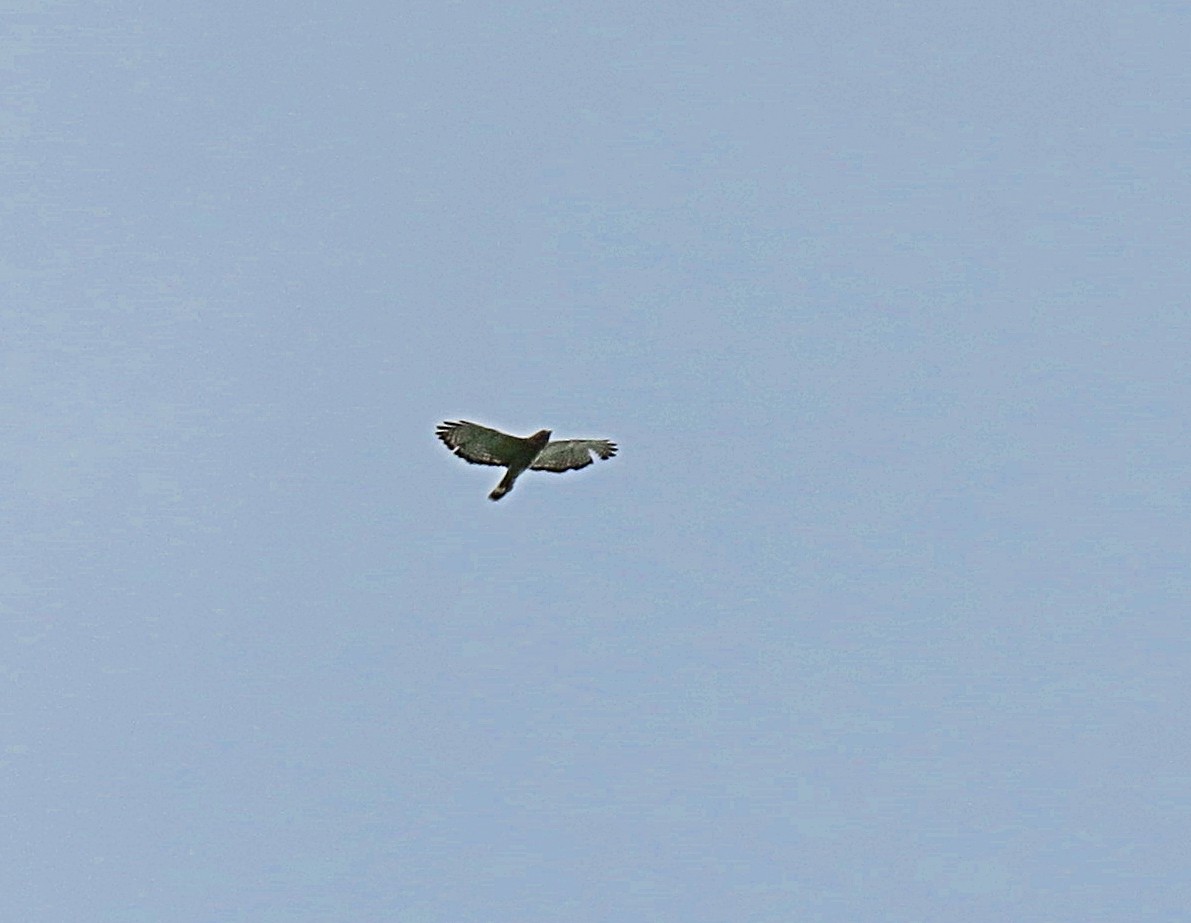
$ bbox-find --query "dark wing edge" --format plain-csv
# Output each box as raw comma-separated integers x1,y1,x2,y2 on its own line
435,420,517,467
530,439,619,473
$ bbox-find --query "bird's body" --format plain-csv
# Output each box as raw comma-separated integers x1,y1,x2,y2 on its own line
436,420,617,500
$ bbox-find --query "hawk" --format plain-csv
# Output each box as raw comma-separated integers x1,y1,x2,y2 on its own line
436,420,618,501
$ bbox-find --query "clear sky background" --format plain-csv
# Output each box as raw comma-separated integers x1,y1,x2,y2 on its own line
4,3,1189,920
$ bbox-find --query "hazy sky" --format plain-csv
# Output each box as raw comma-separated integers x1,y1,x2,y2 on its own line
4,3,1190,920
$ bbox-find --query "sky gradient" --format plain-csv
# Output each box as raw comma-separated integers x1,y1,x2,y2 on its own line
4,3,1190,920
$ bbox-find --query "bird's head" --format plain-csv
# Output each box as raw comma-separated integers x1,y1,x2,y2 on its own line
530,429,552,447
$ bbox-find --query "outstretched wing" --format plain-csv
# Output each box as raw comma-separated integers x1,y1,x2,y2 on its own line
436,420,525,467
530,438,618,473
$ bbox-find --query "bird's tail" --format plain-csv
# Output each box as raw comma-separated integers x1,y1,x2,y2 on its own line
489,470,516,501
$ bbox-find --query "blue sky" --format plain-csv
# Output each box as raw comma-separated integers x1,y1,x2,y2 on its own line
4,3,1189,920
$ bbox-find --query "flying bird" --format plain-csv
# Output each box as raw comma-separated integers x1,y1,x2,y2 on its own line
436,420,618,500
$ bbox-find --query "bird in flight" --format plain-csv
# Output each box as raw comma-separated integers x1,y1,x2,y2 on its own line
436,420,618,500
